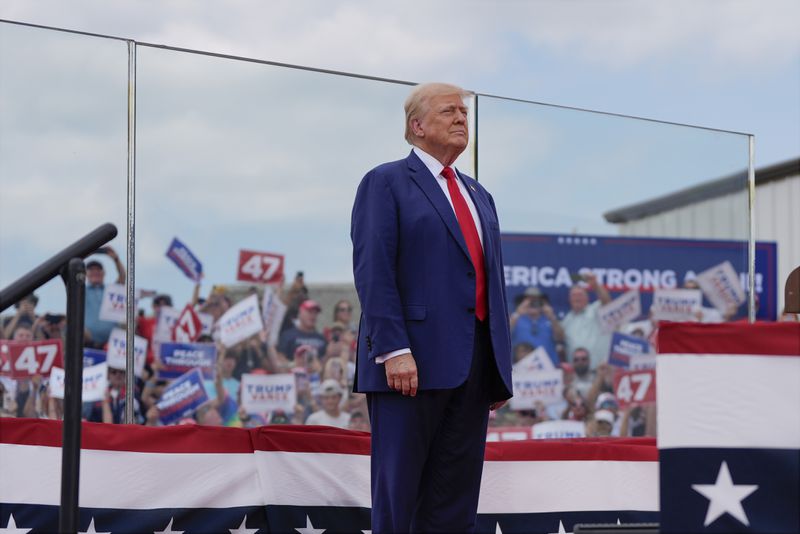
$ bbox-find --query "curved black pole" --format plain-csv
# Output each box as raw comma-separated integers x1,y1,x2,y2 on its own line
0,222,118,312
59,258,86,533
0,223,118,532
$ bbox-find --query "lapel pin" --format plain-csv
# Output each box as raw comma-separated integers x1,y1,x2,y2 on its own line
470,184,476,191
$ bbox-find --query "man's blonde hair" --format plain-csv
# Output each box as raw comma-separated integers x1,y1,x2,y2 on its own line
404,82,471,144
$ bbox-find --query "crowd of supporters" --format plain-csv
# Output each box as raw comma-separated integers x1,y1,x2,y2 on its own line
1,245,797,442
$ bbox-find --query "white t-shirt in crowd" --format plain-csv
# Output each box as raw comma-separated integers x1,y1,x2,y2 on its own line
306,410,351,429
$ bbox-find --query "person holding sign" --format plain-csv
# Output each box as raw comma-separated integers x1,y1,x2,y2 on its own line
510,287,565,367
351,82,513,533
84,246,126,347
1,293,38,339
562,272,612,370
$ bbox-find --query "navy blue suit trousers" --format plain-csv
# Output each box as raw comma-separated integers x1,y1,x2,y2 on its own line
368,320,502,533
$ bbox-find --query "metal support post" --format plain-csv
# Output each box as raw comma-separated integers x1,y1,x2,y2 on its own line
59,258,86,533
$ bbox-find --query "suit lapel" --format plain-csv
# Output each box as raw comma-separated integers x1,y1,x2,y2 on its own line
406,152,471,261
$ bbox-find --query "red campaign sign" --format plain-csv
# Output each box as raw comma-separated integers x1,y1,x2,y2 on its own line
0,339,64,378
613,369,656,408
172,304,203,343
237,250,284,284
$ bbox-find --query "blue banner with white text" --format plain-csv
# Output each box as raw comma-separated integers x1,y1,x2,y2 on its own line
501,233,777,321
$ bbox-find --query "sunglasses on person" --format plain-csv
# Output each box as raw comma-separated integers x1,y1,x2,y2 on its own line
336,306,352,312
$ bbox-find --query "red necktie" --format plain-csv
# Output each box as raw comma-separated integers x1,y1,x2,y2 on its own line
441,166,487,321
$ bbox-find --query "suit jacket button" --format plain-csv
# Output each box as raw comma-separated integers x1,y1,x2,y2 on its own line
467,307,475,313
467,271,475,278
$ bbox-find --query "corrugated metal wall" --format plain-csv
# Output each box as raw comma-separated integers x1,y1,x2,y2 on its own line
617,190,749,240
616,173,799,313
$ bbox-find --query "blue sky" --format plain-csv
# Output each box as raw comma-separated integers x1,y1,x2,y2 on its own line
1,0,797,313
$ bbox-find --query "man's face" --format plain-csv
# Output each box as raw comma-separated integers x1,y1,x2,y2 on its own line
298,307,319,330
12,327,33,342
572,350,590,375
596,420,613,437
86,266,105,286
222,356,237,374
322,393,340,413
569,287,589,312
415,93,469,156
108,368,125,388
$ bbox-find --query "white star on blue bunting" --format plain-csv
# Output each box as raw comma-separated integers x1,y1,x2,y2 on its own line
0,514,31,534
294,515,325,534
546,519,572,534
154,518,184,534
228,515,259,534
80,518,111,534
692,460,758,526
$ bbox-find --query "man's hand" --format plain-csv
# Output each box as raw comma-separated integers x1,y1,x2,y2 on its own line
384,353,418,396
489,400,507,411
583,272,598,288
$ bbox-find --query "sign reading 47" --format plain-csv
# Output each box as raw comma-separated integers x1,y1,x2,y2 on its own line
237,250,285,284
613,369,656,408
0,339,64,378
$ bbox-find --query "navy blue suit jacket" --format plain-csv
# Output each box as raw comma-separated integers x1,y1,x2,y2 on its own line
351,150,513,401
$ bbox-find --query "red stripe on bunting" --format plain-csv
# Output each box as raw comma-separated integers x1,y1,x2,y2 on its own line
0,418,658,461
484,437,657,462
658,322,800,356
0,418,254,453
252,424,370,455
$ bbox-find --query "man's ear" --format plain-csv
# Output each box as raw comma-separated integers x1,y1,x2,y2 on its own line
410,117,425,138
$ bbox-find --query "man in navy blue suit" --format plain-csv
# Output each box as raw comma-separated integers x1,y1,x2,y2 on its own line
351,82,513,532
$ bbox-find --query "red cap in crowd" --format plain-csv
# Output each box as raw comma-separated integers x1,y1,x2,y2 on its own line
299,300,321,312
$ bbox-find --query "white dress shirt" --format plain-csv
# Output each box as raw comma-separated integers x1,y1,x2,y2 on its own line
375,146,484,364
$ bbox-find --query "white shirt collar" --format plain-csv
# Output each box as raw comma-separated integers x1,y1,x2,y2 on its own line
413,146,454,180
